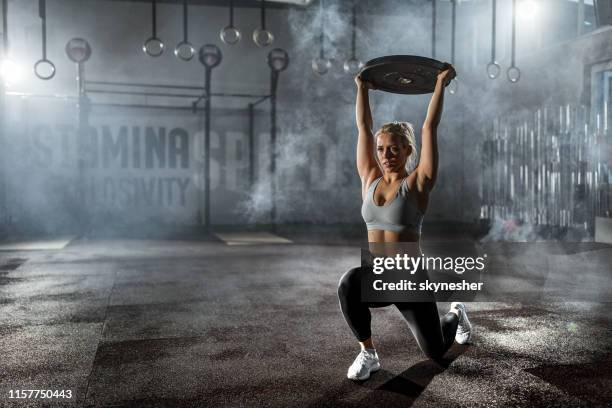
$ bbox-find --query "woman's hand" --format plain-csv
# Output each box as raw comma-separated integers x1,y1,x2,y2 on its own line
355,74,375,90
437,63,456,87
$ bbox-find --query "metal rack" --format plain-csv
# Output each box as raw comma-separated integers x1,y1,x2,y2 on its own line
480,103,611,236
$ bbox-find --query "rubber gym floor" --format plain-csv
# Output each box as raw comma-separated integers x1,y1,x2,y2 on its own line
1,227,611,407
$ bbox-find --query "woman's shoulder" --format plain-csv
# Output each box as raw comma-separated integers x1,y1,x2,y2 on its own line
404,169,430,211
364,173,382,190
361,171,383,198
405,169,421,188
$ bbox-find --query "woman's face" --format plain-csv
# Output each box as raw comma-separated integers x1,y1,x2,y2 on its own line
376,132,411,173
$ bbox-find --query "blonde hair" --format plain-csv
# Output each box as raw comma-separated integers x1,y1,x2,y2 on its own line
374,121,418,173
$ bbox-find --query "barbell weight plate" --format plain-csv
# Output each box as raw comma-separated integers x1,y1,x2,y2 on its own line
359,55,449,94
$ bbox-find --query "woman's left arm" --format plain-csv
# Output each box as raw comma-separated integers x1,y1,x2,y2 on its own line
417,64,455,192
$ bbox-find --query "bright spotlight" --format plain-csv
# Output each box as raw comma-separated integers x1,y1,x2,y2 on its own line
0,59,22,86
518,0,538,19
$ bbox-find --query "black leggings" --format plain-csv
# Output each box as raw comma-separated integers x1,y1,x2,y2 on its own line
338,266,459,360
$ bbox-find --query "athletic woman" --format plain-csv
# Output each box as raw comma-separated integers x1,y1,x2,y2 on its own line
337,64,472,381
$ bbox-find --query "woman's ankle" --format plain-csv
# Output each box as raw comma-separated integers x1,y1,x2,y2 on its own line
360,338,375,350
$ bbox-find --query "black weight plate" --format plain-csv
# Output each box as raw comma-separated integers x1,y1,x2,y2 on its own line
359,55,449,94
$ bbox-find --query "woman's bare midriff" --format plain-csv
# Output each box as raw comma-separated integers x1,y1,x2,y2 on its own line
367,229,422,258
367,229,419,243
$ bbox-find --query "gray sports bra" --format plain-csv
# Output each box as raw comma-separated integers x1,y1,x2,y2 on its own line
361,177,424,234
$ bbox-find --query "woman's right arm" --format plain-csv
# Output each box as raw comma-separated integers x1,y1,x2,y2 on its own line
355,76,381,195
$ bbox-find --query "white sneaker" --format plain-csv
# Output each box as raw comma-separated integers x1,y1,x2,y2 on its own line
451,302,472,345
346,349,381,381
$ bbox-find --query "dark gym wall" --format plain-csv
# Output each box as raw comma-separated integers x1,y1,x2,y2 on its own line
0,0,603,231
2,98,262,232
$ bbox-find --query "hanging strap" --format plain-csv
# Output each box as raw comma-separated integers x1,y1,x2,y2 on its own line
491,0,496,62
151,0,157,38
350,3,356,59
451,0,456,64
260,0,266,30
183,0,188,42
39,0,47,59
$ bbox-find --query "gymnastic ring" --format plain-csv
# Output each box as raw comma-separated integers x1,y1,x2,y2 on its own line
507,66,521,83
253,28,274,48
220,25,241,45
486,61,500,79
143,36,164,57
174,41,195,61
34,59,56,80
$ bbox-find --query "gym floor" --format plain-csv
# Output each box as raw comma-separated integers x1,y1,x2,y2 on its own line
1,229,611,407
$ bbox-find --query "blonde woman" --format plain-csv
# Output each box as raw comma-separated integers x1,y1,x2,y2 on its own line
337,64,472,381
